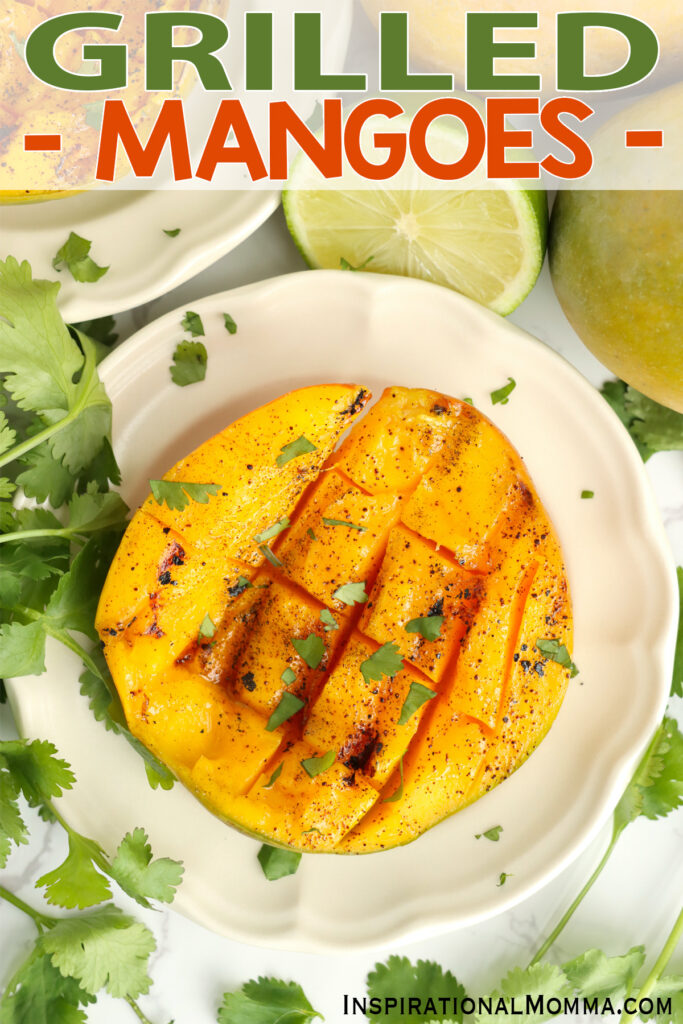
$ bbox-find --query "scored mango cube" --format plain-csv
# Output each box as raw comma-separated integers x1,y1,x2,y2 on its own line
401,407,522,570
332,386,461,494
304,634,435,787
360,525,481,682
246,742,379,850
276,470,402,612
221,575,348,717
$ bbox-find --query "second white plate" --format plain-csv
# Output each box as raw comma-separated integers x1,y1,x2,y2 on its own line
8,271,678,952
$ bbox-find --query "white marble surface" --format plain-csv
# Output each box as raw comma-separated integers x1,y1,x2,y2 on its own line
1,204,681,1023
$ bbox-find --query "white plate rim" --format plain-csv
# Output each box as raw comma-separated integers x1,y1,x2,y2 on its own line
8,270,678,953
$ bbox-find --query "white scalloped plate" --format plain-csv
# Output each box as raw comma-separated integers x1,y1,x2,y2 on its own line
8,271,678,952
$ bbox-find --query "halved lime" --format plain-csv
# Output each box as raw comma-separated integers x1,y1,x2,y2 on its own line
283,130,548,316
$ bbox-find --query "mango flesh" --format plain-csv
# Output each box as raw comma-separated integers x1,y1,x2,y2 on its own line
97,385,573,854
550,190,683,413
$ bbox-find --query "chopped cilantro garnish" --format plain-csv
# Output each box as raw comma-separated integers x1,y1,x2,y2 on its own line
223,313,237,335
497,872,512,886
340,255,373,271
397,682,436,725
198,614,216,641
581,490,595,499
181,311,205,337
276,435,317,467
405,615,444,642
170,340,207,387
291,634,325,670
266,693,305,732
322,517,367,532
149,480,220,511
52,233,109,283
262,763,283,789
383,757,404,803
301,750,335,778
281,667,296,685
476,825,503,841
163,227,181,237
462,396,474,405
320,609,338,632
254,517,290,544
535,638,579,678
360,642,404,686
259,544,282,568
332,581,368,606
257,844,301,881
307,527,317,541
490,377,516,406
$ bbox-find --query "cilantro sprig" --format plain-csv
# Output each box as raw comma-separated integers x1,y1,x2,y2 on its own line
601,379,683,461
149,479,220,511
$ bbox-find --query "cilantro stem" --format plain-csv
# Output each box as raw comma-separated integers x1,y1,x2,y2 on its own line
636,903,683,1000
124,995,159,1024
0,526,87,545
0,885,54,932
529,822,620,966
0,339,100,472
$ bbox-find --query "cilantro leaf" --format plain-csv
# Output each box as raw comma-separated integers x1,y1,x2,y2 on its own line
340,255,373,271
562,946,646,1002
672,567,682,699
0,621,47,677
398,681,436,725
496,872,512,886
15,447,77,507
475,825,503,842
614,717,683,831
360,642,404,686
276,435,317,467
262,763,283,789
301,750,335,778
490,377,516,406
40,905,155,998
474,963,571,1024
170,341,207,387
198,614,216,641
260,544,282,567
163,227,181,237
322,517,367,532
109,827,184,908
257,845,302,881
0,758,29,868
626,387,683,458
0,409,17,455
218,977,321,1023
600,380,683,462
307,527,317,541
366,957,468,1024
52,233,109,283
291,634,325,670
0,259,112,473
254,517,290,543
266,693,305,732
149,480,220,511
383,757,404,804
405,615,444,642
37,831,112,909
581,490,595,499
0,951,95,1024
181,310,205,337
535,638,578,678
332,581,368,606
281,667,296,685
0,739,75,808
70,315,118,349
223,313,237,335
320,609,338,632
